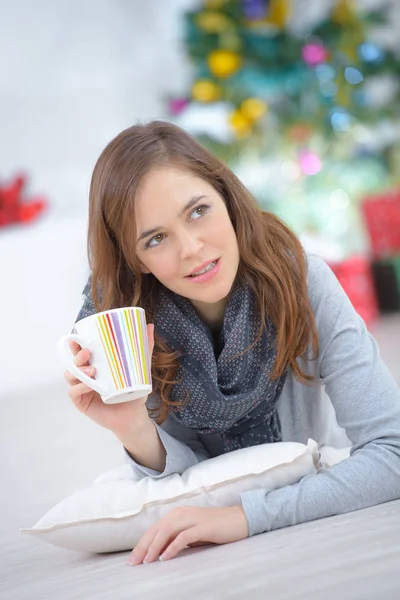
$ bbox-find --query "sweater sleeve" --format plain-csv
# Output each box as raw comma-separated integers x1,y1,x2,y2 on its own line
240,255,400,536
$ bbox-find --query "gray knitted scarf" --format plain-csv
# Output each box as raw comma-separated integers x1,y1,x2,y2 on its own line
155,282,286,452
77,279,286,453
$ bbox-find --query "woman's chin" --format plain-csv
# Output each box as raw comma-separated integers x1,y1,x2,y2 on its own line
187,281,234,305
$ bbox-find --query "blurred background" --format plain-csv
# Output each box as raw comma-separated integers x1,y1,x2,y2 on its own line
1,0,400,397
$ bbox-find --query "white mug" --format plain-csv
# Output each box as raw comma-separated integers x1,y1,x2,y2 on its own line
57,307,152,404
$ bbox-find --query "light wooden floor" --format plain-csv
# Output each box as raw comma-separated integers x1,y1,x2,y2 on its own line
1,315,400,599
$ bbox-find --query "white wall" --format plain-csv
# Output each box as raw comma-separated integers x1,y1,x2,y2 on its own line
0,0,197,395
0,0,197,217
0,216,88,396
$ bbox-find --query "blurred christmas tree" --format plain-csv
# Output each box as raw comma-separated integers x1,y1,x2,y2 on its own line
169,0,400,261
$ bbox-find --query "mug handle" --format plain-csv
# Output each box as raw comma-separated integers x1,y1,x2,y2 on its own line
57,334,109,397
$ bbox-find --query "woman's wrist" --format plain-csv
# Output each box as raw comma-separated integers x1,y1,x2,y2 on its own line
112,404,167,472
111,403,150,440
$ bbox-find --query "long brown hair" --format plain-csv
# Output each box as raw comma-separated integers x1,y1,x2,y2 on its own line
88,121,318,423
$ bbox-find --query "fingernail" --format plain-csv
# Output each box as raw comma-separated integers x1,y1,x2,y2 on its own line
143,554,151,563
83,367,93,374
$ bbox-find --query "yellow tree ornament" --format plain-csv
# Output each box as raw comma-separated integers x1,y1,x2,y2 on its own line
264,0,290,28
196,11,231,33
229,109,253,138
241,98,268,121
192,79,222,102
208,49,242,78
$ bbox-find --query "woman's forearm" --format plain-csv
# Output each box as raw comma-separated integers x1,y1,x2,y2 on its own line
113,407,167,472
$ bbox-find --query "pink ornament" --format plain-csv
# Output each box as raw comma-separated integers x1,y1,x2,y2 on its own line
169,98,188,115
299,150,322,175
302,44,328,66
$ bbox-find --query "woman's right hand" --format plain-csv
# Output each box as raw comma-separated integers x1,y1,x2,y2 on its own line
64,323,155,435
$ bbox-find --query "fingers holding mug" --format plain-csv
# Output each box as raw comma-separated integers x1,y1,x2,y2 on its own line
69,341,81,357
64,365,96,386
58,307,153,405
147,323,155,357
68,340,91,366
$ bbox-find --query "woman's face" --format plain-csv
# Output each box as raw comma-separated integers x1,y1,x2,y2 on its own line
135,166,240,316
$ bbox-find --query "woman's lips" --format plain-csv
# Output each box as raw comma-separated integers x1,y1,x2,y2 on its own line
186,258,221,283
188,258,217,276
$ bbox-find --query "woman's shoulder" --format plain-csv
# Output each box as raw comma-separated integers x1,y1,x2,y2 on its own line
304,253,343,306
305,253,333,285
304,252,362,342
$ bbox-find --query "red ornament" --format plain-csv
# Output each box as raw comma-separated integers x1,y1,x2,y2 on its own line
361,190,400,259
328,256,379,326
18,200,47,223
0,173,48,228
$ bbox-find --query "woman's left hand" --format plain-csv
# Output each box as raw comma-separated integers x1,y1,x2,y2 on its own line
128,505,249,565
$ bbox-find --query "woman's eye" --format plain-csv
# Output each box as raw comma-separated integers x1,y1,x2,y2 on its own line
147,233,165,248
190,204,210,220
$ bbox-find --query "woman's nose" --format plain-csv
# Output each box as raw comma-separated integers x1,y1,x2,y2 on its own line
178,230,203,258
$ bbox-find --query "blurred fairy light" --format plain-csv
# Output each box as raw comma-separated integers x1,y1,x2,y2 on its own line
301,43,329,66
351,124,374,144
327,212,351,235
299,150,322,175
242,0,267,20
320,80,338,97
330,108,352,132
281,160,301,180
315,64,336,82
330,189,350,210
235,159,270,193
358,42,385,64
344,67,364,85
287,186,304,201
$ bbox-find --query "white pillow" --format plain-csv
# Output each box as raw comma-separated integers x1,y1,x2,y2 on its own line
21,439,319,553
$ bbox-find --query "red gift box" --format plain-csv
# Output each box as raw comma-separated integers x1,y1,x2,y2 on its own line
327,256,378,326
361,190,400,259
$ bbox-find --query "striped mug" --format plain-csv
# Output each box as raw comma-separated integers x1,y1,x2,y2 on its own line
57,307,152,404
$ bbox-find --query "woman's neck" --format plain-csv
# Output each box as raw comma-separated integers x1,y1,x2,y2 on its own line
190,297,227,333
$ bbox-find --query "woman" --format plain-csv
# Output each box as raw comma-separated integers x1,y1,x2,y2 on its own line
65,121,400,566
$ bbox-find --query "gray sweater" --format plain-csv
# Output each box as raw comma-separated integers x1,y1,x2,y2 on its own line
78,255,400,536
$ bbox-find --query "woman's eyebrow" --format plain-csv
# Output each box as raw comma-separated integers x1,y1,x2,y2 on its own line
137,195,207,243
